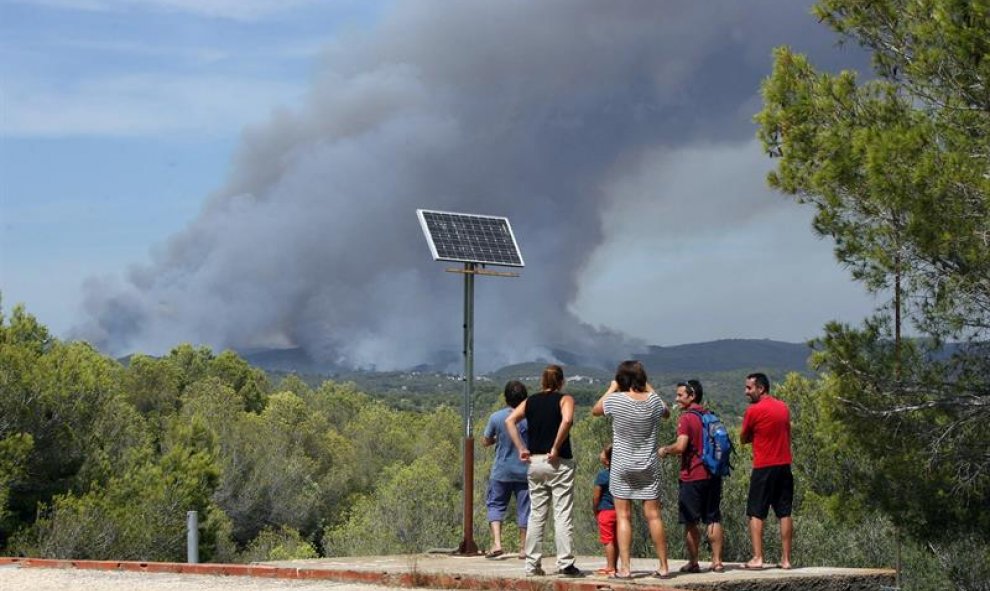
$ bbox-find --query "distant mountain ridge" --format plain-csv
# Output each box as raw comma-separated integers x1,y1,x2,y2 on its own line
239,338,814,377
635,339,814,374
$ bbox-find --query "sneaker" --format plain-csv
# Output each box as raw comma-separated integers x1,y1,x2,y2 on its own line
558,565,583,577
526,568,546,577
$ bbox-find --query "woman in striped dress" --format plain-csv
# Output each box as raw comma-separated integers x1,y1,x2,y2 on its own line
592,360,671,579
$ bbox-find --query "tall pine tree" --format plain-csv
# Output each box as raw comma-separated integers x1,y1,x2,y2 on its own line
756,0,989,543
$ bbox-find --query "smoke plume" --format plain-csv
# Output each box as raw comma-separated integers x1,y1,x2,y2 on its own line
75,1,860,371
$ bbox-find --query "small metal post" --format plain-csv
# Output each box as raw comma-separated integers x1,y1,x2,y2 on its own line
186,510,199,564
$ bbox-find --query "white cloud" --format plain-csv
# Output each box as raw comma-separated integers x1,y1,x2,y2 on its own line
55,37,332,62
571,141,878,345
48,39,234,64
12,0,325,21
1,73,303,137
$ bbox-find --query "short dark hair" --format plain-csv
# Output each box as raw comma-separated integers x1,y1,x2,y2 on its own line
747,372,770,393
677,379,704,404
503,380,528,408
615,360,648,392
541,364,565,393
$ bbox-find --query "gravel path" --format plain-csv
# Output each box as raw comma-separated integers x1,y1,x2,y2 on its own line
0,564,438,591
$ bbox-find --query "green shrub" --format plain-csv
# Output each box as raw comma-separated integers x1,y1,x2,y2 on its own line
240,526,318,562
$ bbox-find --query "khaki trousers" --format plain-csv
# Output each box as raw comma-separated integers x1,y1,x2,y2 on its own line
523,455,576,573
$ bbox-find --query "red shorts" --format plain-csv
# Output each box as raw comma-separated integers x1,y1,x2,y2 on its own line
596,509,617,544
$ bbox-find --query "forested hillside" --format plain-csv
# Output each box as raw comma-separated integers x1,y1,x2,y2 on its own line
1,303,984,589
258,341,813,419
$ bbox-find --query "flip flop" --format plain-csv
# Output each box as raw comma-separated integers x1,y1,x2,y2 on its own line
743,562,768,570
608,573,633,580
653,571,671,579
594,568,616,575
484,549,504,559
710,563,725,573
679,563,701,573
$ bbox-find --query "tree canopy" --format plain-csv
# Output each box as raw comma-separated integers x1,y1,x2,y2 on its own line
756,0,989,551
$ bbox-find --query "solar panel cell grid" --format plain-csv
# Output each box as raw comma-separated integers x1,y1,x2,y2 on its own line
417,210,524,267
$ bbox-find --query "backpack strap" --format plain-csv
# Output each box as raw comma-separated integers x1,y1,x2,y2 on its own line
686,409,706,460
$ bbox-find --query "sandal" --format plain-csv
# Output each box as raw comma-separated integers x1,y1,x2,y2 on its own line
609,572,633,580
484,549,504,559
679,563,701,573
710,563,725,573
653,570,671,579
594,567,616,575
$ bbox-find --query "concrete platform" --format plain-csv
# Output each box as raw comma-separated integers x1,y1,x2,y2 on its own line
0,555,895,590
268,554,894,590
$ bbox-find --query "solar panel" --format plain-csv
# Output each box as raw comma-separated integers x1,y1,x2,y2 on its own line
417,209,525,267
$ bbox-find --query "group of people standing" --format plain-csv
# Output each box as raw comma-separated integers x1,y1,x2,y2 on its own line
482,361,794,579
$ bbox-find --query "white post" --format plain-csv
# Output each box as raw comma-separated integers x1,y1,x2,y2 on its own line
186,510,199,564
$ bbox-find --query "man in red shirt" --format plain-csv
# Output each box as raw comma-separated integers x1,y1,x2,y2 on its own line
659,380,724,573
740,372,793,570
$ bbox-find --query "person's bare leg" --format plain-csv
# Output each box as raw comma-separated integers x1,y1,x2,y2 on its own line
604,540,617,573
707,522,724,569
779,516,793,569
614,498,633,576
489,521,503,554
518,527,527,558
746,516,765,568
684,522,700,567
643,499,669,575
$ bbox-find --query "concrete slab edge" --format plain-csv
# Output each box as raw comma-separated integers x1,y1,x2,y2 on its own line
0,557,682,591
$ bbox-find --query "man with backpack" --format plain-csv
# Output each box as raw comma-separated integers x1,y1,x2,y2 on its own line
659,380,725,573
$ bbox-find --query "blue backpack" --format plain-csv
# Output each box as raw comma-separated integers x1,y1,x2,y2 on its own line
689,410,734,477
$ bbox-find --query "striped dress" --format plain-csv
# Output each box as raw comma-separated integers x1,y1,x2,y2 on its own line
603,391,666,500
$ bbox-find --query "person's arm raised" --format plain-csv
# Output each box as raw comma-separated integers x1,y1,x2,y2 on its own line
646,383,670,419
592,380,619,416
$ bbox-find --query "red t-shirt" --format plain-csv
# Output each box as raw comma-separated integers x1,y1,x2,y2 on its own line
741,395,792,468
677,403,709,482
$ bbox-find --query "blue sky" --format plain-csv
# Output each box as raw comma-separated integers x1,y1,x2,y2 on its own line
1,1,881,368
1,0,386,335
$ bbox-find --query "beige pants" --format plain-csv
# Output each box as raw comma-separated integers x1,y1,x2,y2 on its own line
523,455,576,573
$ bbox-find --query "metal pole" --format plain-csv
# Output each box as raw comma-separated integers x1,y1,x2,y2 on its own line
186,510,199,564
457,263,478,555
464,262,475,438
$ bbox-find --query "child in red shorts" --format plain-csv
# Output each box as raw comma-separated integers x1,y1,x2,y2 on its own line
593,444,617,576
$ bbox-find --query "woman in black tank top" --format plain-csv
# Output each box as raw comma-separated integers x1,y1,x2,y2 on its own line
505,365,580,576
525,390,573,458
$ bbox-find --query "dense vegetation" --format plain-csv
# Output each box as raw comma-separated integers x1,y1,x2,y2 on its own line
0,302,982,589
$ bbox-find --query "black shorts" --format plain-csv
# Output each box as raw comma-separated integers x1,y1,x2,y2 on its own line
747,464,793,519
678,478,723,525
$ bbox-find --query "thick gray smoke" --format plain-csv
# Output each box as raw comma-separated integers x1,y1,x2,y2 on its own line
75,1,861,371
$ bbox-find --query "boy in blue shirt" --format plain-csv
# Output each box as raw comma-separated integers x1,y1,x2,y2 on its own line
482,380,530,559
593,445,617,575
